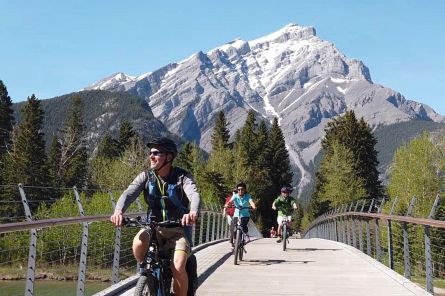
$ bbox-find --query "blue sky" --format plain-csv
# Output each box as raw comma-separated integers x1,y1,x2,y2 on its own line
1,0,444,114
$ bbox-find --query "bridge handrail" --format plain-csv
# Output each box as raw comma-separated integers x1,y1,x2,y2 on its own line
0,210,219,234
306,211,445,231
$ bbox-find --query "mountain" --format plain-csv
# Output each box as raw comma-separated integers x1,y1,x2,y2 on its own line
84,23,445,196
12,90,175,151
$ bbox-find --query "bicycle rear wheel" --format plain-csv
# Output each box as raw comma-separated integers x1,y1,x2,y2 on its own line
234,228,241,265
134,274,158,296
282,223,287,251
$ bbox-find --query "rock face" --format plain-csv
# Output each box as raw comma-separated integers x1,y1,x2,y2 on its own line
84,23,444,194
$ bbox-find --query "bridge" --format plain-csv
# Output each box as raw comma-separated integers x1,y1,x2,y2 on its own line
1,185,444,295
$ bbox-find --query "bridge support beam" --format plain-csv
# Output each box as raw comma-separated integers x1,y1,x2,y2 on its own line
18,184,37,296
403,196,416,280
425,195,440,295
74,187,89,296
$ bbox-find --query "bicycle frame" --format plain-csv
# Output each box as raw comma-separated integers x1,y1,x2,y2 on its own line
124,217,182,296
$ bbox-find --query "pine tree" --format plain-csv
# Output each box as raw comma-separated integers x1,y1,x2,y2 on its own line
268,117,293,192
0,80,14,158
318,140,367,206
96,133,120,159
211,111,230,151
47,135,62,187
251,120,275,232
175,142,195,172
321,110,383,200
238,110,258,166
1,94,49,216
59,96,88,187
207,111,233,186
118,120,137,154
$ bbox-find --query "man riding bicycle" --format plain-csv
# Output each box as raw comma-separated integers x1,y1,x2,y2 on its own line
110,137,200,296
272,186,297,243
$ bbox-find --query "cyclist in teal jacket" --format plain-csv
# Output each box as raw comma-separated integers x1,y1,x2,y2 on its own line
226,182,256,241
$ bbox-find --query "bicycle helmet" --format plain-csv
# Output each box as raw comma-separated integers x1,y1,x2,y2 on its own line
281,186,292,193
146,137,178,158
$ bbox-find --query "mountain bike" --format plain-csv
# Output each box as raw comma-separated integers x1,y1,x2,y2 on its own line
280,211,295,251
281,215,290,251
124,216,197,296
232,206,252,265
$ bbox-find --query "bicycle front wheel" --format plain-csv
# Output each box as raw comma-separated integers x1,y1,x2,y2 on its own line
234,229,241,265
134,274,158,296
282,223,287,251
239,235,244,261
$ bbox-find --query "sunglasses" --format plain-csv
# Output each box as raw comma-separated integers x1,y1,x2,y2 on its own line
149,150,164,157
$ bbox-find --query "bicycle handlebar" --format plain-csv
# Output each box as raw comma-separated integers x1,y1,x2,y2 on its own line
123,216,182,228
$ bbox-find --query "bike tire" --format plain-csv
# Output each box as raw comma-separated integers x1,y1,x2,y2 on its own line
239,235,244,261
234,229,241,265
282,223,287,251
134,274,158,296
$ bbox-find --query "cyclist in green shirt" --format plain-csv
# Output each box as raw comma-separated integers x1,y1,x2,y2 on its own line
272,187,297,243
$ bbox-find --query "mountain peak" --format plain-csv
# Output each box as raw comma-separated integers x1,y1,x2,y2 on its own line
250,23,316,46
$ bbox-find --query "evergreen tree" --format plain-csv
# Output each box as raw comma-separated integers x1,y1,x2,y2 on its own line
268,117,293,193
47,135,62,187
207,111,233,187
0,81,14,186
175,142,194,172
2,94,49,215
320,111,383,201
211,111,230,151
96,133,120,159
118,120,136,154
0,80,14,158
250,120,275,232
238,110,258,166
318,140,367,206
59,96,88,187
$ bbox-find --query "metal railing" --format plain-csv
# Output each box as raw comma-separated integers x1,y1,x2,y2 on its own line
0,184,229,296
303,196,445,295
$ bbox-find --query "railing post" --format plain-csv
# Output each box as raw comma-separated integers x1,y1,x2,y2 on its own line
18,184,37,296
358,200,366,252
403,196,416,280
108,191,121,284
374,199,385,262
425,195,440,294
205,212,211,243
199,212,204,245
351,200,360,248
366,199,375,256
74,186,88,296
191,224,196,247
387,197,398,270
212,211,217,241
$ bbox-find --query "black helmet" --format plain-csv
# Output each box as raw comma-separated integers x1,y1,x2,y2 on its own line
147,137,178,158
281,186,292,193
236,182,246,189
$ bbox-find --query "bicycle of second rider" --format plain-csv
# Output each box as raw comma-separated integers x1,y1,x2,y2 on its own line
232,206,253,265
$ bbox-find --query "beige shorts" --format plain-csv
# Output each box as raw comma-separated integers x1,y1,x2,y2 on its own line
136,226,190,256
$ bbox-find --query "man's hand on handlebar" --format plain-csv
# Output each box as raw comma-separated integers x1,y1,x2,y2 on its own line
181,211,198,226
110,210,124,227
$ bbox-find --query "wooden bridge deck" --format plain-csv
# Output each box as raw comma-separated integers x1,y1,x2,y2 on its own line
196,238,430,296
